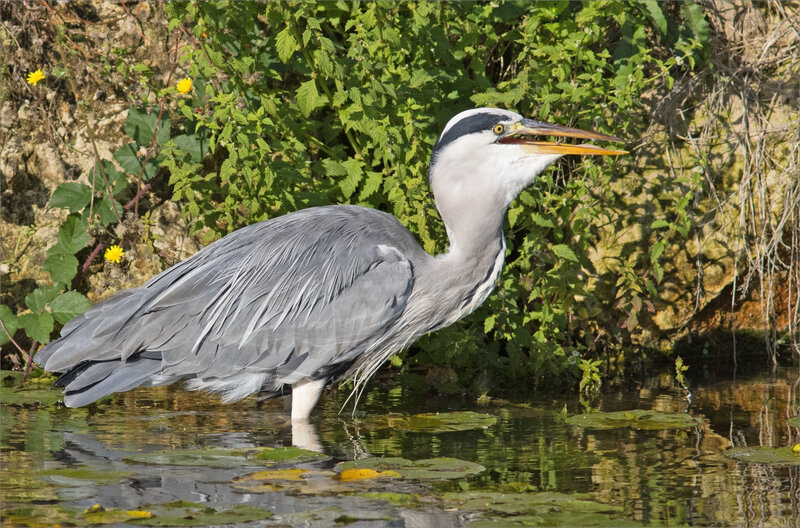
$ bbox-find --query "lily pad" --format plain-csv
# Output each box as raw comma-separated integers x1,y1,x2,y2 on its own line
566,409,702,430
123,445,326,468
83,505,153,525
443,490,640,527
256,445,326,463
1,385,63,407
359,492,419,507
128,501,273,526
337,457,485,480
232,468,335,493
39,467,132,486
1,370,62,407
337,468,402,481
364,411,496,433
724,446,800,465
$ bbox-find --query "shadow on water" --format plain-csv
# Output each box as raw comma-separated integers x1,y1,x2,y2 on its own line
1,337,798,527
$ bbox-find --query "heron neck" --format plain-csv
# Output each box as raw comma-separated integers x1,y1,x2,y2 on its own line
440,207,506,261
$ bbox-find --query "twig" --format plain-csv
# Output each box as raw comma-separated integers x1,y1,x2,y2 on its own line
0,317,28,361
20,340,38,384
82,242,105,275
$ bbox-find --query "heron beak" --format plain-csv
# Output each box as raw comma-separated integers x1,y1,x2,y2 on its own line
498,119,628,156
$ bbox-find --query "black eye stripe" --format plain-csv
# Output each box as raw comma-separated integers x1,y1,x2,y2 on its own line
433,112,508,153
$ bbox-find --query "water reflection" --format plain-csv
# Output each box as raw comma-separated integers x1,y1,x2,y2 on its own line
1,352,798,527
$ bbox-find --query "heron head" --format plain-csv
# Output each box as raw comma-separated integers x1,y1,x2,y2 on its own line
428,108,626,210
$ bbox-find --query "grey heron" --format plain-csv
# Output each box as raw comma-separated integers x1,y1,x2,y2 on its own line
35,108,625,420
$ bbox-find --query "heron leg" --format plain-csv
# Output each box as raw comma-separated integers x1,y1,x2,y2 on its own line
290,378,327,420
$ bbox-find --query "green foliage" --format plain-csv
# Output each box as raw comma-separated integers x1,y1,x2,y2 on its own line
674,355,689,391
158,1,708,391
578,358,603,399
1,105,171,348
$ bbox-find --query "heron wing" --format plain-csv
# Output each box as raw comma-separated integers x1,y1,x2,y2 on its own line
37,206,417,401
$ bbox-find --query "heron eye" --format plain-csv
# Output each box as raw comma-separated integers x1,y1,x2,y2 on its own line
493,124,505,135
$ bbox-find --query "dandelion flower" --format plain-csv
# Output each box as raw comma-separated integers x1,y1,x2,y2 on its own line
176,78,193,94
104,245,124,264
27,69,45,86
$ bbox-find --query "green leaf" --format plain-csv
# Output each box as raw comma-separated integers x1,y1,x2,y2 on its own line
50,291,92,325
50,182,92,212
43,253,79,285
125,108,170,147
650,241,665,262
296,80,323,117
95,196,124,226
172,134,209,164
649,219,670,230
640,1,667,36
680,2,710,50
114,143,158,180
25,285,61,312
507,206,524,228
0,305,19,345
275,27,297,63
54,215,89,255
125,107,158,145
100,160,129,194
19,311,54,344
530,212,555,228
551,244,578,263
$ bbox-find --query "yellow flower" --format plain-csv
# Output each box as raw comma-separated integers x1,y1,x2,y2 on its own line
793,443,799,454
104,245,124,264
176,78,193,94
27,69,45,86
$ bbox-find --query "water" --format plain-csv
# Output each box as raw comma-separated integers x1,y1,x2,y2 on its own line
1,350,798,527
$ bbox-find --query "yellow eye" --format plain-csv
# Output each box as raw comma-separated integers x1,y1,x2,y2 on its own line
493,124,505,135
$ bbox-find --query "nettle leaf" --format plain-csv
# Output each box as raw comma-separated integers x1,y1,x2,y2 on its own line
0,305,19,345
50,291,92,325
551,244,579,263
50,182,92,212
25,285,61,313
530,212,555,228
19,311,54,344
43,253,79,285
339,159,363,199
296,80,323,117
358,171,383,201
275,27,297,63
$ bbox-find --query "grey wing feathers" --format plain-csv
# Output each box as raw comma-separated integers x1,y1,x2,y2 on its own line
35,205,417,406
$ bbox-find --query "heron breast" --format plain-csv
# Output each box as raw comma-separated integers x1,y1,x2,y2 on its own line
463,244,506,314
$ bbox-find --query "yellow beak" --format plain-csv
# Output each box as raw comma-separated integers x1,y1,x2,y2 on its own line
499,120,628,156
